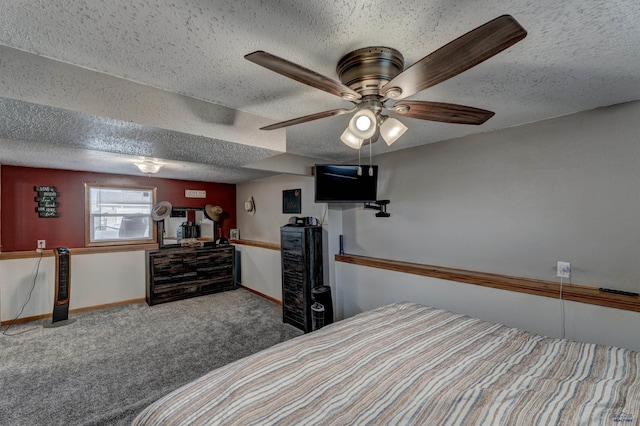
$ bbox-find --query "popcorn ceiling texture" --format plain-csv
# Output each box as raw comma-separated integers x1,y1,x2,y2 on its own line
0,98,281,168
0,0,639,181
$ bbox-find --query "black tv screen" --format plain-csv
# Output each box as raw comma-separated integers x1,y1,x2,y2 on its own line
314,164,378,203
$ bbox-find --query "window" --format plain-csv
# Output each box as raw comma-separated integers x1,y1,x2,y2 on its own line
85,184,156,245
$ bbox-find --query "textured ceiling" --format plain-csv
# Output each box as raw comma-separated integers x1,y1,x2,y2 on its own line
0,0,639,182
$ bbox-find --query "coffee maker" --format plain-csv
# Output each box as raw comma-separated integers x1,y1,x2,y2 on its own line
176,221,200,241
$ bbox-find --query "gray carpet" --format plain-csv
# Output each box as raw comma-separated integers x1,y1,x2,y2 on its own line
0,288,303,425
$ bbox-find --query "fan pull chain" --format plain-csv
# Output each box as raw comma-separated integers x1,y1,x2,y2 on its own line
369,138,373,176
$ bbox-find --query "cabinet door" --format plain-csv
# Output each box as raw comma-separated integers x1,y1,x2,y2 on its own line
197,247,235,294
151,252,197,286
150,252,198,301
196,248,234,282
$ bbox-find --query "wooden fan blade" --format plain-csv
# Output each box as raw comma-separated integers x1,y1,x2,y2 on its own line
381,15,527,99
389,101,495,125
245,51,362,101
260,107,355,130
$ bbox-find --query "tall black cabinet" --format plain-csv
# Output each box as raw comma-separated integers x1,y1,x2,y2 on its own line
280,225,323,332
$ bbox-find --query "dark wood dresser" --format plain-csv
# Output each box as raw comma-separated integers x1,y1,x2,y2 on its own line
280,225,323,332
146,244,235,306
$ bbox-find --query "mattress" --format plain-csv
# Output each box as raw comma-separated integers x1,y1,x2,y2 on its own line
133,302,640,425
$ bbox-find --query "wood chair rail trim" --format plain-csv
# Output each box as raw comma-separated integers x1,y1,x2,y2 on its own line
336,254,640,313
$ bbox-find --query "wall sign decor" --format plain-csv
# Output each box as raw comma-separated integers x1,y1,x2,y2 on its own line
185,189,206,198
34,185,60,218
283,189,301,214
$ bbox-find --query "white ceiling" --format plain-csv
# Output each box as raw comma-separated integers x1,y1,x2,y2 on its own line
0,0,639,183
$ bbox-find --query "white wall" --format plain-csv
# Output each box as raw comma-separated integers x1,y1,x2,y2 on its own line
234,244,282,301
235,173,333,305
342,101,640,293
236,173,326,244
338,262,640,352
235,101,640,351
1,256,56,322
0,251,145,322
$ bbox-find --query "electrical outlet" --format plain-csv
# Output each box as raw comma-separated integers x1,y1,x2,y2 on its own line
557,261,571,279
37,240,46,250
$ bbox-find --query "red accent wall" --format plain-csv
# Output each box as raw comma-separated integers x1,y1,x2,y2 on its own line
1,166,236,252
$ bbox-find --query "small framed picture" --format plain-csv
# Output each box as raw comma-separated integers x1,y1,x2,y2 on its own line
283,189,301,214
230,229,239,240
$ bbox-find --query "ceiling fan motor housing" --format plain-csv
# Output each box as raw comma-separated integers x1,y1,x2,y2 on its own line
337,47,404,97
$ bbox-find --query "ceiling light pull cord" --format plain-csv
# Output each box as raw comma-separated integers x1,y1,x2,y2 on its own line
369,136,373,176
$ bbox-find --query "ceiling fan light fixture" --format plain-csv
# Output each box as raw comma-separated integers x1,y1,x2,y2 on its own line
380,117,408,146
247,15,527,153
355,115,372,131
348,108,377,139
340,128,364,149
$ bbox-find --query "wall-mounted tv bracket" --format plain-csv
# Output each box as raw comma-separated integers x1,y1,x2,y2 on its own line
364,200,390,217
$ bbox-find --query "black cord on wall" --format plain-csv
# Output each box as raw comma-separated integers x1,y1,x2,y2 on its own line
2,252,44,336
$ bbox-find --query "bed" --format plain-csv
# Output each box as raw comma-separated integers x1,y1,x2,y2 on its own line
133,302,640,425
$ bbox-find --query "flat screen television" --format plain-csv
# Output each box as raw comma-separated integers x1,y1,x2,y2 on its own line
314,164,378,203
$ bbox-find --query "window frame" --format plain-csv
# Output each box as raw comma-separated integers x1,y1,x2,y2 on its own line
84,183,157,247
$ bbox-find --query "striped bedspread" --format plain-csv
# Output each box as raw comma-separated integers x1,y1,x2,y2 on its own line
133,302,640,425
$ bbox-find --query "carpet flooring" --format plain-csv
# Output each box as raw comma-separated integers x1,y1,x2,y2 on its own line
0,288,303,425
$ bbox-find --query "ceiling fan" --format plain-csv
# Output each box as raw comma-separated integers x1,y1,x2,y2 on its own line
245,15,527,149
